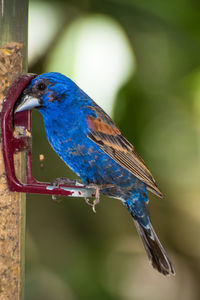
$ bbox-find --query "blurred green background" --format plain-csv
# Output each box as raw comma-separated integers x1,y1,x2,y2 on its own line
25,1,200,299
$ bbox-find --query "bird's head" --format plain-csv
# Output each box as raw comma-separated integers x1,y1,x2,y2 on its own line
15,72,78,115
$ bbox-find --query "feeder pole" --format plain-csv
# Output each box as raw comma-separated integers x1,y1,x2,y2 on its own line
0,0,28,299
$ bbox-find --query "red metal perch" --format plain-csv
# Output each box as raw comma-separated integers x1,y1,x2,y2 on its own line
1,73,95,198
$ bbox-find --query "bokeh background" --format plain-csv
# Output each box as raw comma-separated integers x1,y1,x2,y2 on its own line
25,1,200,299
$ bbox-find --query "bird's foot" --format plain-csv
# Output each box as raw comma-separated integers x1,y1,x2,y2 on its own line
84,183,114,213
51,177,84,201
52,177,84,187
83,184,100,213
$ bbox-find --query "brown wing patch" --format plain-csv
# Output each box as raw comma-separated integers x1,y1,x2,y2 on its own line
87,116,120,136
86,106,163,198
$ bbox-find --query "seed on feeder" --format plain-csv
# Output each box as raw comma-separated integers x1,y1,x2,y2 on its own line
39,154,45,168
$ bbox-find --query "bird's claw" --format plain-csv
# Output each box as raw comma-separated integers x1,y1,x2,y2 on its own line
51,177,84,201
84,183,114,213
84,196,99,213
84,197,96,213
83,184,100,213
51,178,113,213
52,177,83,186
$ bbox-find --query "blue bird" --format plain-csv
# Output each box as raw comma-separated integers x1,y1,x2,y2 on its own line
15,72,175,275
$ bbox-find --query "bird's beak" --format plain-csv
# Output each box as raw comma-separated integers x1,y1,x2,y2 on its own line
15,95,41,113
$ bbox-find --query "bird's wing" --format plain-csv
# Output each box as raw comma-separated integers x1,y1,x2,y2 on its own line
86,105,163,198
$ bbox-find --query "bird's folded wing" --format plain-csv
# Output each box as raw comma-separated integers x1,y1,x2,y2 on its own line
86,106,163,198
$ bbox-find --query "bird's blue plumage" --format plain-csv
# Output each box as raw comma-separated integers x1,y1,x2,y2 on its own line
17,72,175,275
30,73,149,227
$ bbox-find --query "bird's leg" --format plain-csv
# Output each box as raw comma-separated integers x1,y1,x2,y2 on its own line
84,183,115,213
83,184,100,213
84,197,93,207
51,177,84,201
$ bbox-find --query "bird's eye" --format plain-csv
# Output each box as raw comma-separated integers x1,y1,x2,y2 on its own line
37,82,47,91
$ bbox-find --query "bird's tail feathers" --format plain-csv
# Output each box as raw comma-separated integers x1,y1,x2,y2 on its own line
134,220,175,276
